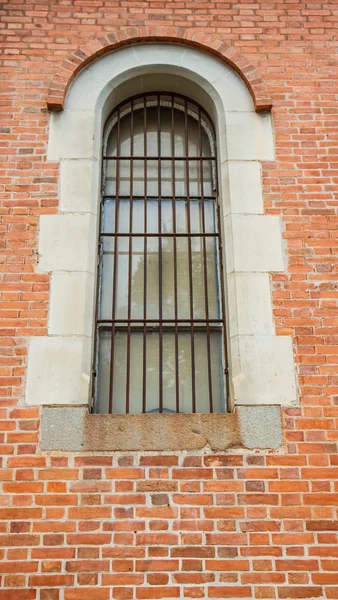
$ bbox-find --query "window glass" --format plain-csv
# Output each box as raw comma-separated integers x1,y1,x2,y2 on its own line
94,94,227,414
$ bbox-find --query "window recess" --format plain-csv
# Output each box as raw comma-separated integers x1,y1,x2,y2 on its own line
93,93,229,415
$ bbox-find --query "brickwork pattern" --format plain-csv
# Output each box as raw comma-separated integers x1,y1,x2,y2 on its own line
1,0,338,598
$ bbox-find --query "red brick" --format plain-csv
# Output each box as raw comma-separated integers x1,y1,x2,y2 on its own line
29,575,74,586
208,586,252,597
136,587,180,598
136,560,179,572
0,593,36,600
66,561,110,572
64,590,109,600
105,468,144,479
277,587,323,599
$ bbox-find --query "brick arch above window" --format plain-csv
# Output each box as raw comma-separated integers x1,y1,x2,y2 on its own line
46,26,272,114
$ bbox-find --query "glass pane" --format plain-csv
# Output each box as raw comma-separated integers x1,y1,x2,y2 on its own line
194,330,224,413
130,237,144,321
206,236,220,319
104,160,117,197
162,237,175,320
96,330,111,415
176,236,190,320
100,252,113,320
103,198,115,232
133,160,145,197
97,330,224,414
100,236,129,321
192,235,205,319
161,199,173,234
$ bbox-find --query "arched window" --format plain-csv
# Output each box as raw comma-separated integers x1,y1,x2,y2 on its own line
93,93,229,414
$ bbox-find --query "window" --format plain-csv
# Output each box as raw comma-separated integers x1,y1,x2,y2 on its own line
31,43,297,414
93,93,229,415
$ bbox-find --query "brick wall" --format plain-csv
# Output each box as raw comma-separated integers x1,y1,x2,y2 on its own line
1,1,338,599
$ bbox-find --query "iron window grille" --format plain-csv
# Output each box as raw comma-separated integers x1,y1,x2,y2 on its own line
92,92,229,414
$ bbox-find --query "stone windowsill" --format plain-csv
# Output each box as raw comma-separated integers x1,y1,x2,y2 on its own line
40,405,283,452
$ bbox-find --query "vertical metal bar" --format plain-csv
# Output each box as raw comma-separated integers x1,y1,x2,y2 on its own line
125,99,134,413
108,107,121,414
198,109,213,413
184,99,196,413
171,95,180,413
158,94,163,413
142,96,147,413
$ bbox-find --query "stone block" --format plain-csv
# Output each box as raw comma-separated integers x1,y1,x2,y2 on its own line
49,271,94,336
47,110,95,160
233,335,297,405
222,161,263,215
225,111,275,161
38,214,92,273
230,214,284,273
26,337,86,405
228,273,274,337
59,159,95,213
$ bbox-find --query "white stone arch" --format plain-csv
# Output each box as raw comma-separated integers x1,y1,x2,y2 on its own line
26,43,297,408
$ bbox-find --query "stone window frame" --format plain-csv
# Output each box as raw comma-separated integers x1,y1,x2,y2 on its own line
26,42,298,450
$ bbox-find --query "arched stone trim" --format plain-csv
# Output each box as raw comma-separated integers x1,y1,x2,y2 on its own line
46,26,272,114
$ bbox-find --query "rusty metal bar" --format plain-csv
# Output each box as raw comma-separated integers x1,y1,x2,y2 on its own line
99,325,221,334
184,98,196,413
142,96,147,414
103,156,216,161
102,194,216,200
157,95,163,413
171,95,180,413
108,106,121,414
125,99,134,414
98,318,223,324
198,107,213,413
100,232,219,238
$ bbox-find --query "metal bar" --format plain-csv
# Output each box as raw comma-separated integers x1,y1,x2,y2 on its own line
99,325,221,334
125,99,134,414
158,94,163,414
103,90,217,138
142,96,147,414
98,318,223,324
103,155,216,161
171,94,180,413
199,107,213,413
100,232,219,238
102,195,217,201
184,98,196,413
108,106,121,414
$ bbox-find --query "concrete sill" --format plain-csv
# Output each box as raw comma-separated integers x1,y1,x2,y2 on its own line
40,406,283,452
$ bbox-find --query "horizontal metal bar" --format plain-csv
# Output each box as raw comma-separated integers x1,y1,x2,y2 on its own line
102,195,217,201
103,155,216,161
97,318,223,324
98,325,223,333
100,232,219,238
